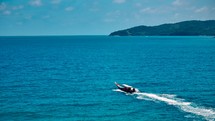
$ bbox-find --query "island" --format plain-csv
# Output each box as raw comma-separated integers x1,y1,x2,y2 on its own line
109,20,215,36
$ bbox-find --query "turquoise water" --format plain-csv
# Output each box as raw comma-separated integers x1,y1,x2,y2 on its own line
0,36,215,121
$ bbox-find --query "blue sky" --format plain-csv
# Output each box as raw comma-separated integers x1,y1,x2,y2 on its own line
0,0,215,35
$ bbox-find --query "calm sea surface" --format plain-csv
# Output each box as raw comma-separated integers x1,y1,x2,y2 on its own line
0,36,215,121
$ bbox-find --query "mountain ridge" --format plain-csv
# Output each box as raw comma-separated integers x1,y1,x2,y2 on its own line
109,20,215,36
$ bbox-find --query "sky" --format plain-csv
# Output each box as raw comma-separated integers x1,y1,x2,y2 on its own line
0,0,215,36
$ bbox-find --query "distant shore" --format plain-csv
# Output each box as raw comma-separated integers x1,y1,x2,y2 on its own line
109,20,215,36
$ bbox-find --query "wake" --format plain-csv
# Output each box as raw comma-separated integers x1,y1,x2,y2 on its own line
114,89,215,121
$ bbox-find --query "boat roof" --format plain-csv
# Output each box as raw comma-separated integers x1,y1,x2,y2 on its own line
122,84,133,88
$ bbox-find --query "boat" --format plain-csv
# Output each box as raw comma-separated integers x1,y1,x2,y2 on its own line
114,82,138,93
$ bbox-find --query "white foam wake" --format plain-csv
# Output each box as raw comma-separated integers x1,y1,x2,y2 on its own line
136,93,191,106
135,92,215,121
113,89,215,121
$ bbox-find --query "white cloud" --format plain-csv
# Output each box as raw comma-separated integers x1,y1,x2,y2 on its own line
12,5,24,10
3,10,11,15
25,15,32,20
195,7,208,13
65,6,74,12
135,3,142,8
172,0,183,6
0,2,6,10
113,0,126,4
173,13,180,19
29,0,42,7
51,0,61,4
140,7,156,14
174,13,179,17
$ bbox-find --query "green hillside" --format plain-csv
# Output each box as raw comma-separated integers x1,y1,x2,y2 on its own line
109,20,215,36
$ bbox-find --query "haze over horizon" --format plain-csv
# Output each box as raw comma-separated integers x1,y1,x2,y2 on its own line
0,0,215,36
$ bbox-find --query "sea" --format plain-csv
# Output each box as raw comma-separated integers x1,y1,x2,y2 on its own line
0,36,215,121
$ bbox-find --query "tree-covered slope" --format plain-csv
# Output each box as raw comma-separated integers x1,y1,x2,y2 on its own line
109,20,215,36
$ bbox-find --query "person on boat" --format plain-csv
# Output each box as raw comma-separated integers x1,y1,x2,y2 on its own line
132,88,136,92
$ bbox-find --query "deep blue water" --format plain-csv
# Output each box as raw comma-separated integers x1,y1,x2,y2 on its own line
0,36,215,121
